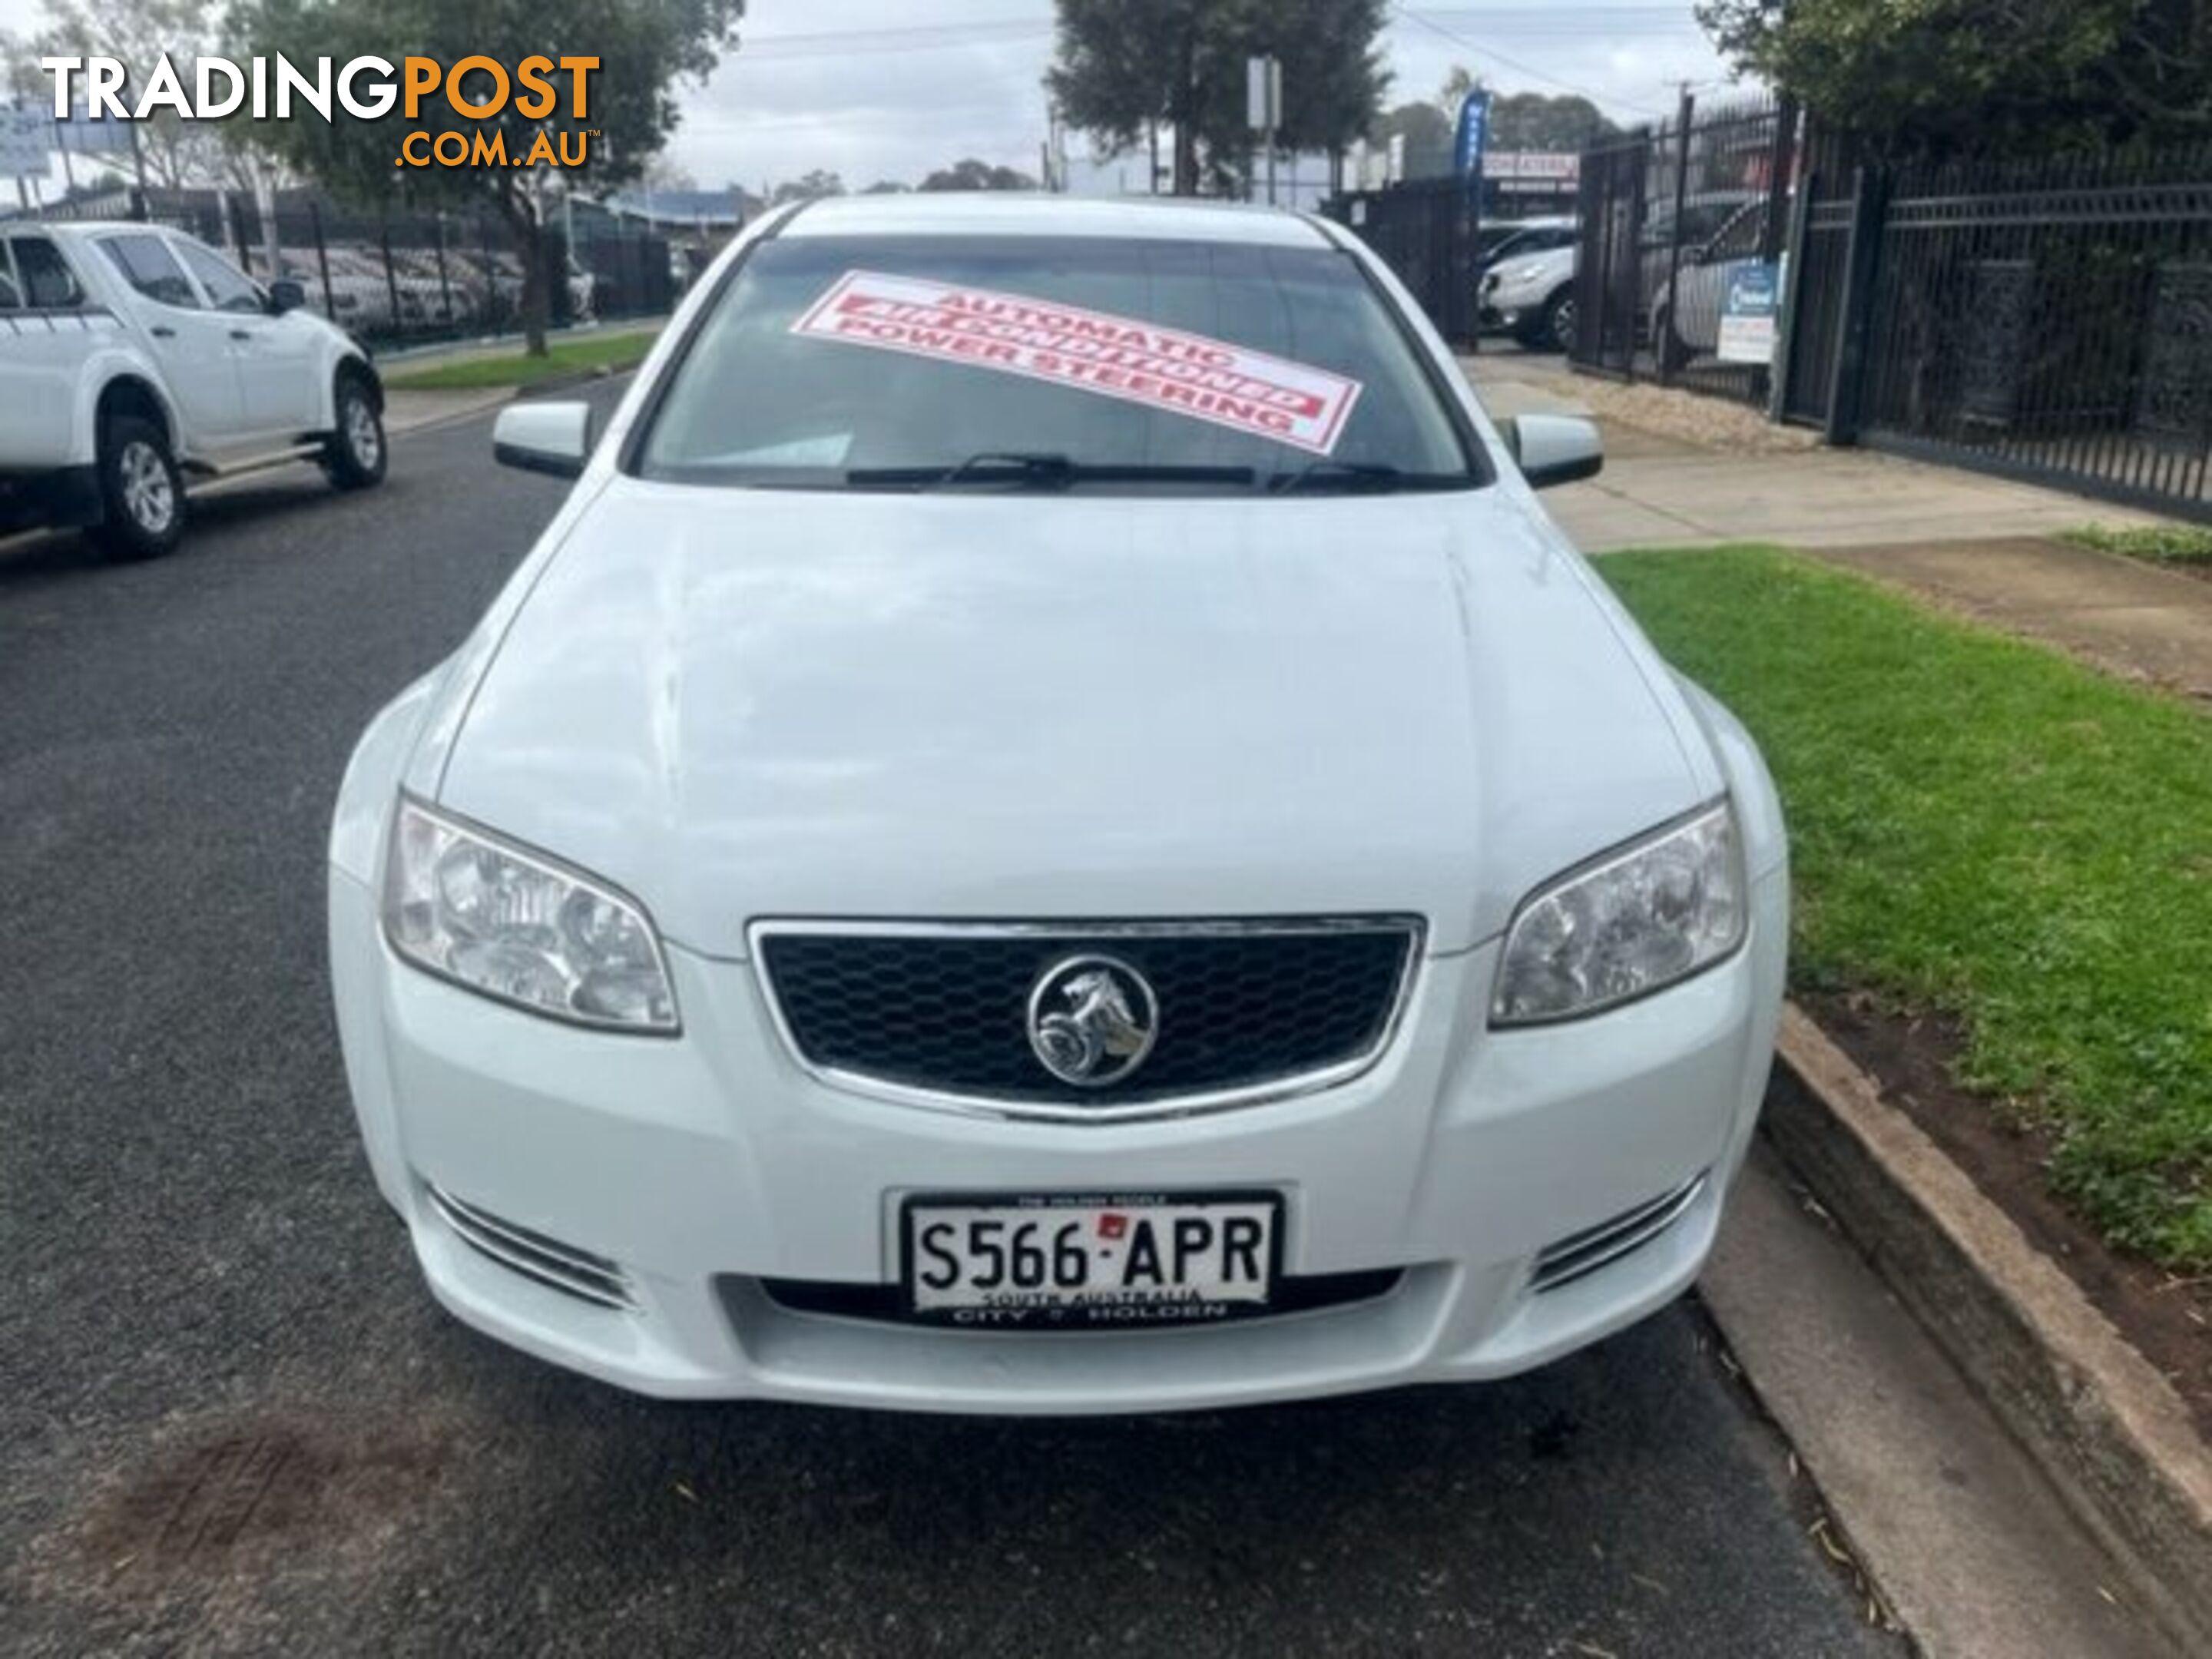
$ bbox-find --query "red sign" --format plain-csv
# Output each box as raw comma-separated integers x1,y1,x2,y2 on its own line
790,270,1363,455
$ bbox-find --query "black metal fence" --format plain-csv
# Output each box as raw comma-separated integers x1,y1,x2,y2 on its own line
1571,92,1799,404
1568,108,2212,520
7,184,706,349
1330,177,1479,346
1847,148,2212,516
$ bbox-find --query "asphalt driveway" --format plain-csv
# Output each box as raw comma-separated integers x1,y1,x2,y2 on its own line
0,386,1897,1657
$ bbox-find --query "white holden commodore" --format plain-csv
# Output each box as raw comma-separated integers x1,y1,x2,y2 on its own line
329,194,1787,1412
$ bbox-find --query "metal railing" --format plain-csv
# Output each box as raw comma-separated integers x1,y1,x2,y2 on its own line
1572,111,2212,520
1851,148,2212,518
5,184,721,349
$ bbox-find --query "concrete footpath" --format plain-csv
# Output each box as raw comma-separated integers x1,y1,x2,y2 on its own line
1465,350,2167,550
1465,351,2212,700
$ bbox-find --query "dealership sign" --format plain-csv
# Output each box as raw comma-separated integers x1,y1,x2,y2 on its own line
1718,262,1782,365
1483,152,1581,190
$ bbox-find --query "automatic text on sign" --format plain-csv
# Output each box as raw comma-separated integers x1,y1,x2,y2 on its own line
790,271,1363,455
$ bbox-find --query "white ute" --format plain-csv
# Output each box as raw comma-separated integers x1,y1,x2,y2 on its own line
0,220,386,559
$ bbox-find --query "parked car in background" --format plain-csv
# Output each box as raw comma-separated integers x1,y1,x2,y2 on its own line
1477,215,1578,273
1647,197,1777,373
1479,227,1579,353
247,253,412,336
0,221,385,558
329,194,1788,1412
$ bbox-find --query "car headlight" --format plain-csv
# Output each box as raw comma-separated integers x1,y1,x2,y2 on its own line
382,796,679,1032
1491,800,1745,1026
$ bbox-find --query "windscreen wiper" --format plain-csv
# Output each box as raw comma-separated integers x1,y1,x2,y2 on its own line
846,453,1257,491
1264,459,1414,494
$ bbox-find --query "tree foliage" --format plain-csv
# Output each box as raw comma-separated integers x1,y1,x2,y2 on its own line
770,168,843,204
1366,70,1616,182
1045,0,1389,194
919,157,1038,191
1437,68,1615,151
1698,0,2212,154
230,0,743,351
1365,100,1452,177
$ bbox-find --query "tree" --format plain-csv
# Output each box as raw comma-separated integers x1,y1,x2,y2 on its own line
1697,0,2210,154
770,169,844,204
1046,0,1389,196
1365,101,1452,179
638,155,697,194
1434,68,1615,153
919,157,1038,191
230,0,744,355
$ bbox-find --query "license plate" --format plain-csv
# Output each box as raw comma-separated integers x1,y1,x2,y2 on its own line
901,1191,1282,1329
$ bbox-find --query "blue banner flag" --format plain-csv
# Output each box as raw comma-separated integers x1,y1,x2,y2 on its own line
1453,90,1492,190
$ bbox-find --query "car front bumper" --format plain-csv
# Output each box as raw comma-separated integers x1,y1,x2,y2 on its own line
330,867,1788,1413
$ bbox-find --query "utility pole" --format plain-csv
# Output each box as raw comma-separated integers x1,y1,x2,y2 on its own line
1247,55,1281,206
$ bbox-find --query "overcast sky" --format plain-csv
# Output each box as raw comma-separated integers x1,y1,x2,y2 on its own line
2,0,1739,194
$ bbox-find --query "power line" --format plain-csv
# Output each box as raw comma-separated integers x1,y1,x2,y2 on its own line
1395,4,1675,119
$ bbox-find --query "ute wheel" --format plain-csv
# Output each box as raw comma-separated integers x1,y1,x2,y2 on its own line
91,415,185,561
323,367,386,490
1654,307,1694,375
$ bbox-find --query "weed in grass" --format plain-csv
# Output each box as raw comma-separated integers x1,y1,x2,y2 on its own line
2061,523,2212,566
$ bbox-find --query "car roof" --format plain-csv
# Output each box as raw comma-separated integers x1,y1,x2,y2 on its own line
779,192,1336,249
12,220,174,240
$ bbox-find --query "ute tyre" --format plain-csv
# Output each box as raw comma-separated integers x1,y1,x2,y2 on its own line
91,416,185,562
324,369,386,491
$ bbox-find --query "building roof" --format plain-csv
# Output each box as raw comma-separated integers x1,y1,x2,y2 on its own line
598,189,748,226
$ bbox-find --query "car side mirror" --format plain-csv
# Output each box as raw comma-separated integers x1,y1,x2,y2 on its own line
1500,415,1603,490
493,400,593,479
267,278,306,315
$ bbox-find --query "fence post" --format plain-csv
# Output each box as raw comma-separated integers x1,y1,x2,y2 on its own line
225,190,250,269
379,218,401,334
1769,165,1816,422
1824,164,1889,445
309,200,336,322
434,213,454,325
1658,88,1695,387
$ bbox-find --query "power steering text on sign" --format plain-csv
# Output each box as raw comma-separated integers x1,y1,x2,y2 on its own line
791,270,1363,455
902,1192,1282,1327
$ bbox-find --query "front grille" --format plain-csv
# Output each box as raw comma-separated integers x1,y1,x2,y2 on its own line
427,1184,636,1311
1532,1173,1707,1293
753,1268,1406,1326
754,919,1422,1114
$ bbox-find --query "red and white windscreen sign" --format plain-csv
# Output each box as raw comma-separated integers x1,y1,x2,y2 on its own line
790,270,1363,455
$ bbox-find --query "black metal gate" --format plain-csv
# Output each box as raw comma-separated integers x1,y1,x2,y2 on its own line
1851,152,2212,518
1569,93,1800,406
1575,135,1650,377
1327,177,1478,347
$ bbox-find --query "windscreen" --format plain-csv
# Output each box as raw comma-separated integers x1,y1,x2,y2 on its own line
634,233,1485,494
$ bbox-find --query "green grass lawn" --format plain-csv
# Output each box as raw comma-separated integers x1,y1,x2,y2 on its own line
1601,544,2212,1270
383,328,660,392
